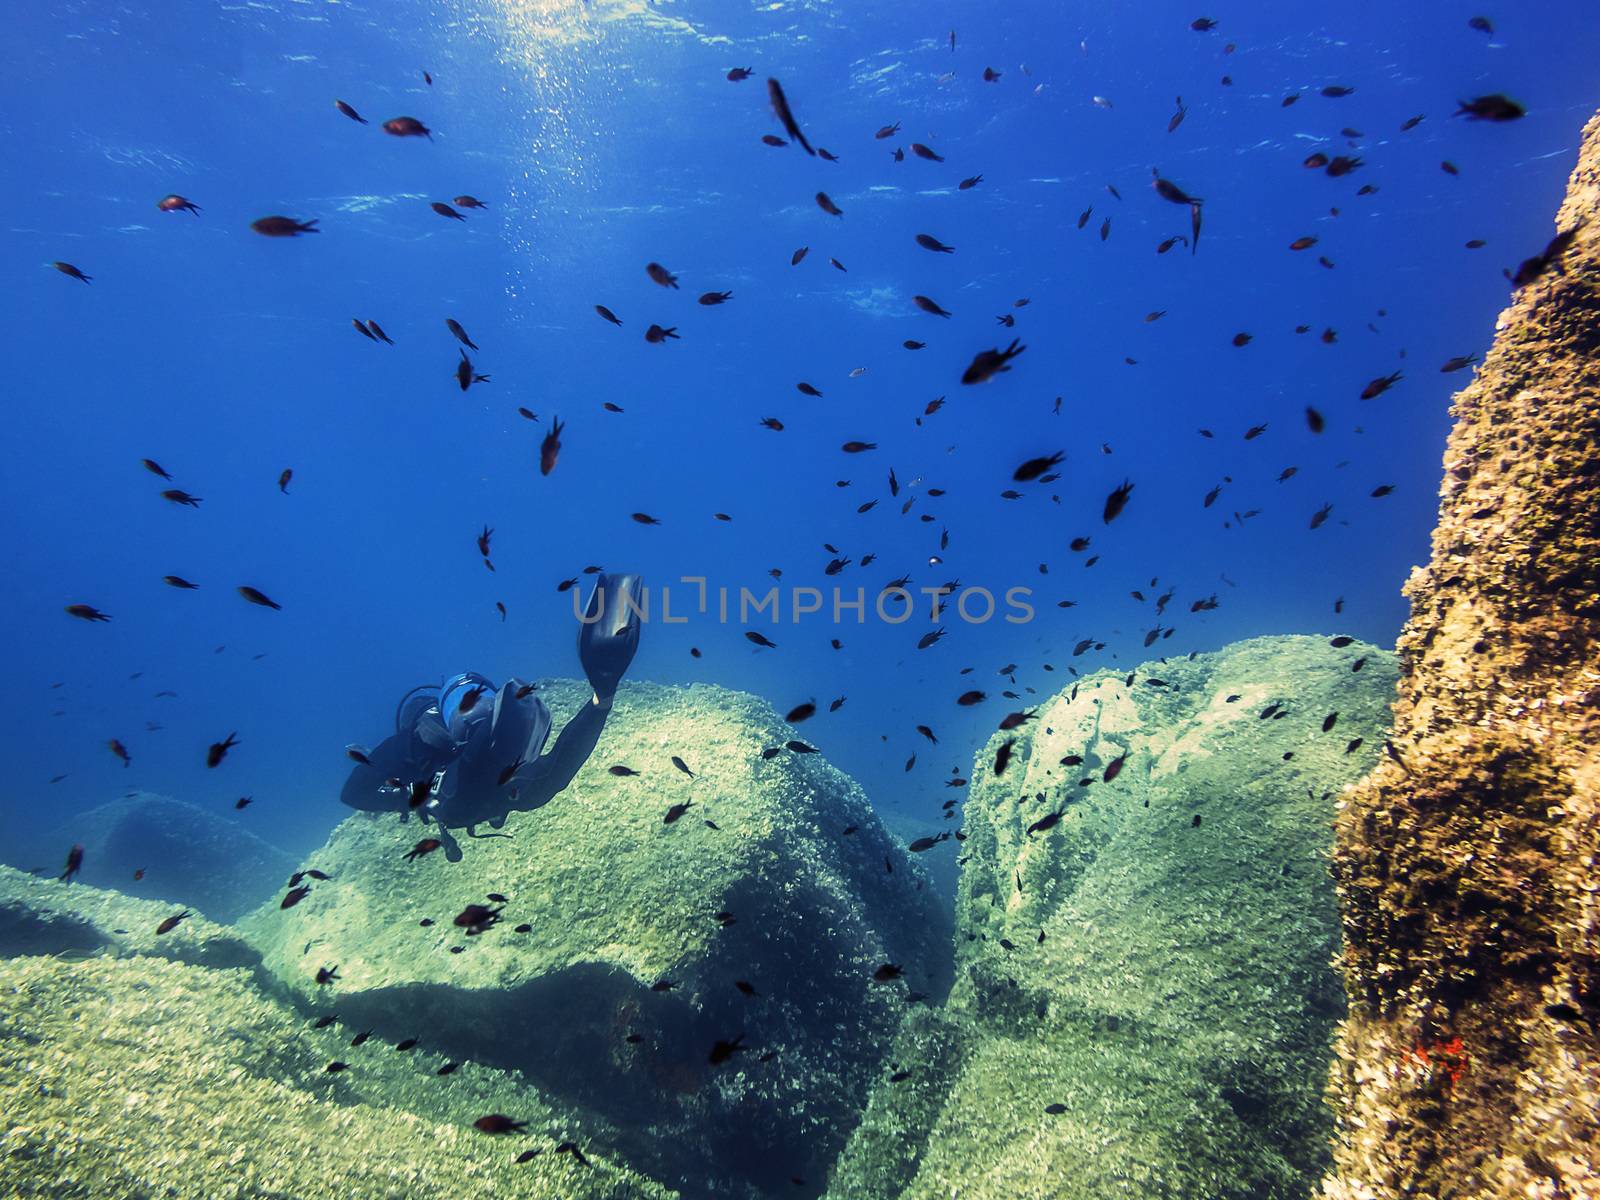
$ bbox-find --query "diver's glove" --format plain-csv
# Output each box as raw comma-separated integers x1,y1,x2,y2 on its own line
578,573,642,705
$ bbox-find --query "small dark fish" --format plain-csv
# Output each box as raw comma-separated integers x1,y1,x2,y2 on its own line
161,488,203,507
1027,810,1065,836
699,291,733,305
250,216,318,237
555,1142,590,1166
872,963,903,983
445,319,478,350
1455,94,1525,122
746,631,778,649
915,233,955,254
594,305,622,326
335,99,368,124
157,194,201,216
911,143,945,162
1310,502,1334,530
325,1061,349,1073
956,690,986,706
474,1115,528,1135
540,417,564,476
437,1062,461,1075
394,1038,418,1052
1152,175,1200,206
815,192,843,216
403,838,441,862
608,764,640,777
206,732,239,768
1321,85,1355,98
645,325,679,344
727,67,753,81
1511,227,1582,289
455,904,503,934
993,739,1014,775
959,175,983,190
767,78,815,155
282,885,311,909
786,740,818,754
1102,479,1134,523
1371,484,1395,498
791,247,809,266
52,261,93,283
316,965,342,986
60,843,85,881
709,1034,747,1065
381,116,431,139
961,339,1026,384
156,910,192,935
1360,372,1403,400
664,801,693,824
431,201,466,221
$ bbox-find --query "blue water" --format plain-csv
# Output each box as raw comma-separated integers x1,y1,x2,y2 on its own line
4,0,1597,858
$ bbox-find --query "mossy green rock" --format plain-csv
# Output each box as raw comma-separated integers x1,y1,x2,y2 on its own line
826,635,1397,1200
242,679,951,1198
0,863,257,971
0,954,672,1200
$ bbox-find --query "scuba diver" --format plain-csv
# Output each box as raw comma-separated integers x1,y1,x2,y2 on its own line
340,573,642,861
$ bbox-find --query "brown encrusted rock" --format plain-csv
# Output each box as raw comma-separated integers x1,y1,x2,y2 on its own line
1324,112,1600,1200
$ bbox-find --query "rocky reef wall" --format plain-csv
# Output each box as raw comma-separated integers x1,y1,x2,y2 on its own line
1323,113,1600,1199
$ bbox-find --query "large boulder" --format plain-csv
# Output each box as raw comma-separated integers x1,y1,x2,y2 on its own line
825,634,1397,1200
0,954,672,1200
6,792,297,923
241,679,952,1199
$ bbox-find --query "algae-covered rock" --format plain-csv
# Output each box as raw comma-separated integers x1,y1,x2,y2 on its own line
827,635,1395,1200
0,954,673,1200
1325,111,1600,1200
0,863,257,971
6,791,297,923
243,679,951,1199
